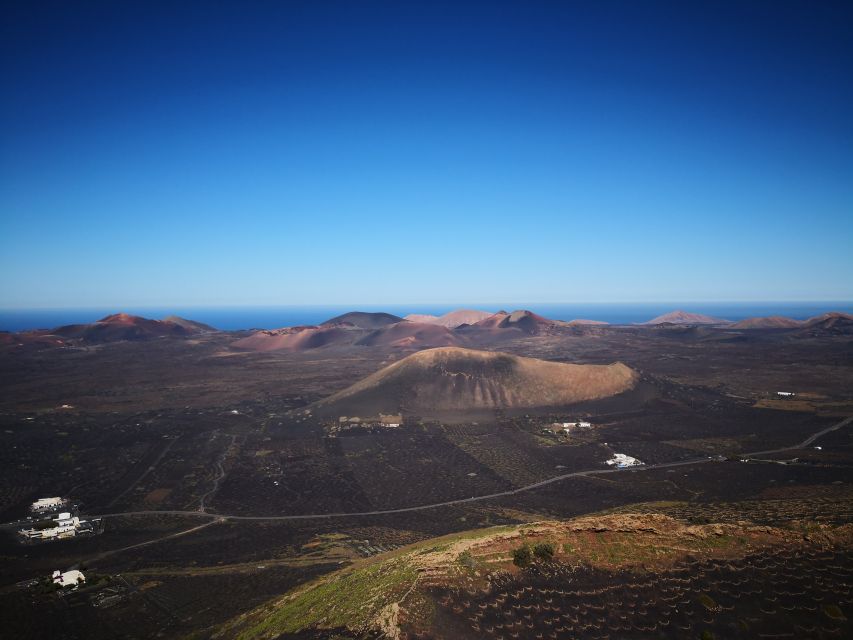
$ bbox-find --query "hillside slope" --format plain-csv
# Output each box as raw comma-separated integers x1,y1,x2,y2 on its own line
355,321,465,348
404,309,494,328
321,311,404,329
312,346,637,416
232,324,360,351
643,310,730,325
730,315,802,329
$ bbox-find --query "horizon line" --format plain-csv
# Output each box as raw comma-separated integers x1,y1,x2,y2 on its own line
2,299,853,312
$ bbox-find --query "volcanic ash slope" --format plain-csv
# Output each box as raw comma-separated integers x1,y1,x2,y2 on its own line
313,346,638,416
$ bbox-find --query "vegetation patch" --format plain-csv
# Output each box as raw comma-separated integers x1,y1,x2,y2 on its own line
233,558,417,639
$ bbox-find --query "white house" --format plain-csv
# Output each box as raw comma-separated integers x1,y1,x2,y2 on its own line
776,392,795,397
52,569,85,588
558,421,592,431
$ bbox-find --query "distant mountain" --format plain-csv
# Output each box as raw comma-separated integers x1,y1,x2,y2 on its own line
404,309,494,328
730,316,803,329
232,316,469,352
312,346,637,417
404,313,440,324
320,311,404,329
162,315,217,332
643,310,730,325
231,324,359,351
50,313,200,343
803,311,853,326
797,312,853,336
355,322,465,348
461,309,565,336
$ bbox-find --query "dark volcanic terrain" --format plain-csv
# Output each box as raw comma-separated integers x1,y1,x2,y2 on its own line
1,309,852,639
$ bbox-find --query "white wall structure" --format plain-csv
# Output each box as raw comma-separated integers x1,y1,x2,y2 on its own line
605,453,643,468
52,569,85,587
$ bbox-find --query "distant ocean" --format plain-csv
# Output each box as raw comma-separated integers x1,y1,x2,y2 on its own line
1,302,852,333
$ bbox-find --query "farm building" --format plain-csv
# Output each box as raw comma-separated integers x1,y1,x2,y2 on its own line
19,512,95,541
545,421,593,434
30,497,65,513
380,414,402,427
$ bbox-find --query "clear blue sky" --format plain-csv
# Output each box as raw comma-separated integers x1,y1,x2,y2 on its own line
1,1,852,308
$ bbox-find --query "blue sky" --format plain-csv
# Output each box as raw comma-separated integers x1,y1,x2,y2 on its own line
1,1,852,308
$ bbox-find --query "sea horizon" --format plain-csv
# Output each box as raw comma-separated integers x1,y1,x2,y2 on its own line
1,301,851,333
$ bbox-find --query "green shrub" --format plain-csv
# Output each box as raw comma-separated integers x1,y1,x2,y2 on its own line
512,544,532,567
533,542,555,561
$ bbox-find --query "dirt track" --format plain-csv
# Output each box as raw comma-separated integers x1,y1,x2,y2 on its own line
94,415,852,522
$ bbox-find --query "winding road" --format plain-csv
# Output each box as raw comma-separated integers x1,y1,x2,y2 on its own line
92,415,852,523
197,433,238,512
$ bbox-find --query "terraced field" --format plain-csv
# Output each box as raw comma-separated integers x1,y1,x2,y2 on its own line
216,492,853,640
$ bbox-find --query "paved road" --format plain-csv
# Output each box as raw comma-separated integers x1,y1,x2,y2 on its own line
92,415,853,523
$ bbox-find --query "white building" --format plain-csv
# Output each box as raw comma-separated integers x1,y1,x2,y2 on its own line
19,512,84,541
52,569,85,588
30,497,64,513
605,453,643,468
776,392,795,397
560,421,593,429
379,414,403,428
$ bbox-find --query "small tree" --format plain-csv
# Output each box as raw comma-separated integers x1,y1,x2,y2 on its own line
533,542,555,561
512,544,532,567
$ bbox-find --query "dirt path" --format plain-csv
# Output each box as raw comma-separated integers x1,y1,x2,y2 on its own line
197,433,238,512
92,415,852,522
105,436,179,509
87,517,225,565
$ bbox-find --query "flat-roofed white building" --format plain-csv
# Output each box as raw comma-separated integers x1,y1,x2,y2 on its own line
19,512,83,541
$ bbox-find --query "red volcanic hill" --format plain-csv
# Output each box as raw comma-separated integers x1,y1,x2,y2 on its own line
232,324,359,352
162,315,217,332
312,347,638,417
50,313,202,342
403,309,494,328
730,316,803,329
804,311,853,325
232,316,466,353
643,310,730,325
0,331,67,350
797,312,853,336
461,309,565,336
320,311,404,330
355,321,465,348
